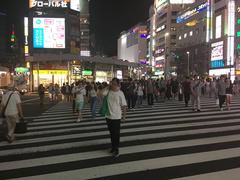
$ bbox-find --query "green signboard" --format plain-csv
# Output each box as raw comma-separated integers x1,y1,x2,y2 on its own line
82,70,93,76
15,67,29,73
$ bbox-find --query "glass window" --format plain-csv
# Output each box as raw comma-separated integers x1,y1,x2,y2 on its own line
215,15,222,39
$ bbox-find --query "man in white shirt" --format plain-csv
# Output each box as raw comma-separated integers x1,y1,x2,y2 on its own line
1,87,24,143
106,78,127,158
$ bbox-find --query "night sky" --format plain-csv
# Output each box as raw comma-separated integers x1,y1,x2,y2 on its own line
1,0,153,56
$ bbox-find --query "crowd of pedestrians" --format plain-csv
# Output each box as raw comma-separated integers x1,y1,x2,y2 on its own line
3,75,237,153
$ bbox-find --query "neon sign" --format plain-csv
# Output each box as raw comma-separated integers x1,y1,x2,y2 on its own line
177,2,209,23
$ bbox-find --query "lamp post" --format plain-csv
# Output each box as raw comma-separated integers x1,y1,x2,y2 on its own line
187,51,190,76
164,32,169,79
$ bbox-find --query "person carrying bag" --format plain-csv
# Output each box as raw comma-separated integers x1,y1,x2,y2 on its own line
0,88,24,143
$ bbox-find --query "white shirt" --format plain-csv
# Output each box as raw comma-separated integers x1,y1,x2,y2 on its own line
1,91,21,116
74,87,86,102
106,90,127,120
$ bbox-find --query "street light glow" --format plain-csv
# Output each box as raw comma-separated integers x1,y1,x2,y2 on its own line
165,32,169,37
187,51,190,54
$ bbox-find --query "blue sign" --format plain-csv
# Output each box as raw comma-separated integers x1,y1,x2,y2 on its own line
177,2,209,23
211,60,225,68
33,28,44,48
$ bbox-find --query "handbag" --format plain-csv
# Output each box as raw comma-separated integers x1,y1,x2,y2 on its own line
1,93,14,118
15,119,27,134
99,91,110,116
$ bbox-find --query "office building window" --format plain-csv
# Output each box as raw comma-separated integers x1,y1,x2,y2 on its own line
215,15,222,39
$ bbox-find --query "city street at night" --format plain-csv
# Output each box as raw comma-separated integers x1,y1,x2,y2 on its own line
1,0,240,179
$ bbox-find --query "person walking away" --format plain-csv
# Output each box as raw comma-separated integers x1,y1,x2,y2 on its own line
171,77,179,100
38,84,45,105
89,83,97,120
158,77,166,102
136,82,144,107
73,82,86,122
65,83,71,102
105,78,127,158
191,76,203,112
217,75,227,111
126,78,136,110
54,84,60,100
61,83,66,101
226,78,233,110
147,79,154,106
0,87,24,143
182,77,191,107
166,80,172,100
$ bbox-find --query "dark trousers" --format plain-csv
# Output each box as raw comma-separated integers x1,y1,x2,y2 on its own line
127,94,136,109
184,92,190,105
219,95,226,108
147,93,154,105
106,119,121,152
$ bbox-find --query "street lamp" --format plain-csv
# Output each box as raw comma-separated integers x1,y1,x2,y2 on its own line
164,32,169,79
187,51,190,76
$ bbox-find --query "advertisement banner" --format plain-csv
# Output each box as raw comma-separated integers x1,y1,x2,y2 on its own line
33,18,65,49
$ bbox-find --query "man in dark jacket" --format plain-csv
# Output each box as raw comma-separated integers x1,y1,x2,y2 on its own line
182,76,191,107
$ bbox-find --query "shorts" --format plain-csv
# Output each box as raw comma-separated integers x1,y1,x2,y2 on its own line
75,101,84,111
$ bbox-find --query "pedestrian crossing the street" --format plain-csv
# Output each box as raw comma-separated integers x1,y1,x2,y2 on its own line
1,97,240,179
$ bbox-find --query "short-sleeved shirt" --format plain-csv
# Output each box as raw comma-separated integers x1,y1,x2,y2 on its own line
74,87,86,102
1,91,21,116
106,90,127,120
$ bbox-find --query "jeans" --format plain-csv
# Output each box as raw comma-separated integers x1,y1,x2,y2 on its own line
106,119,121,152
137,95,143,106
184,92,190,105
90,97,97,118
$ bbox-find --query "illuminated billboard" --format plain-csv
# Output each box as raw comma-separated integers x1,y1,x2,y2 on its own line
70,0,80,12
33,18,65,49
211,41,224,68
177,2,208,23
29,0,68,8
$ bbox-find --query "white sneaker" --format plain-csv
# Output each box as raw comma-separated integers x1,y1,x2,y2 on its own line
76,118,81,123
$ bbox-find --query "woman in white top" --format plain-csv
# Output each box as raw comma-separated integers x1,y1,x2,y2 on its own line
105,78,127,158
89,83,97,120
73,82,86,122
136,82,144,107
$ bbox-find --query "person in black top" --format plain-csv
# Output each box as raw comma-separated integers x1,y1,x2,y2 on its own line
226,78,233,110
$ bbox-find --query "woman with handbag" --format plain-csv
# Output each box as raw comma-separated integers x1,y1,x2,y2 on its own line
0,87,24,143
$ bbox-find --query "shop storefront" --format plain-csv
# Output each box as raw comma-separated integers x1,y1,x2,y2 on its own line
33,70,68,88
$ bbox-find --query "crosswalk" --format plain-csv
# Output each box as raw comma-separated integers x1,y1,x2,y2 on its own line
1,97,240,179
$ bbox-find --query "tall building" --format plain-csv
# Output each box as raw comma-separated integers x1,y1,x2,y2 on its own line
209,0,236,80
118,24,148,64
80,0,90,57
151,0,195,78
176,0,210,76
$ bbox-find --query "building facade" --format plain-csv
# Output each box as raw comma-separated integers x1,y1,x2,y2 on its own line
151,0,195,78
208,0,236,81
176,0,210,77
118,24,148,64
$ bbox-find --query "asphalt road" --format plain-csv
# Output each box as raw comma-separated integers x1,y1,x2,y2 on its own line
22,93,60,121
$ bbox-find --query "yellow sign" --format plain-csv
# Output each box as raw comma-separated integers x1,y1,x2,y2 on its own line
33,70,68,75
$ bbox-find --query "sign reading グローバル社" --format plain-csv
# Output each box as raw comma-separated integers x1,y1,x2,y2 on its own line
29,0,68,8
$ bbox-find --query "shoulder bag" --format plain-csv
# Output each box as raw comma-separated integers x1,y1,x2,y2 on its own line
99,91,110,117
1,93,14,118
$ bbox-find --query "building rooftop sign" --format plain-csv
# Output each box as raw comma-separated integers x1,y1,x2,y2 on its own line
29,0,68,9
177,2,208,23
